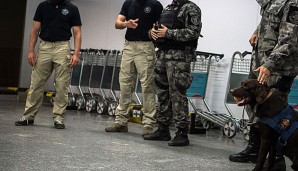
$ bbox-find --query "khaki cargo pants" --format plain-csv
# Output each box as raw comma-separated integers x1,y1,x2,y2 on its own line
23,40,71,122
115,40,156,127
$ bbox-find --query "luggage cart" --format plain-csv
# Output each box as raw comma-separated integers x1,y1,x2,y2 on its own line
85,49,104,113
187,53,210,129
107,50,122,116
67,49,85,109
188,51,234,134
224,51,252,140
75,49,93,110
288,76,298,111
130,77,144,119
96,50,120,115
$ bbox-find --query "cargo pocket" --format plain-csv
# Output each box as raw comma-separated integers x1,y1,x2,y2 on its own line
173,68,193,90
38,41,47,52
147,55,154,61
154,66,168,90
66,54,71,61
62,54,71,68
124,40,129,47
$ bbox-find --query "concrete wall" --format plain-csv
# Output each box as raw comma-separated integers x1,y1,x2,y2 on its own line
19,0,260,117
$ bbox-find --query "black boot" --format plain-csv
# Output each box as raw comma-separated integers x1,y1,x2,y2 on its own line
229,125,260,163
168,127,189,146
143,124,171,141
265,153,286,171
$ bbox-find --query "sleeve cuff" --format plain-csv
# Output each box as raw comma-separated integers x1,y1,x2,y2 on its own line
165,29,173,39
263,63,275,73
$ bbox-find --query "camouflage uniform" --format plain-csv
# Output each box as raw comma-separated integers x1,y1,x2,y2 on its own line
248,0,298,119
155,0,202,130
229,0,298,165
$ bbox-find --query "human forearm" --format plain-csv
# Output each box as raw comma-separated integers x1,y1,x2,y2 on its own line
28,22,40,66
73,26,82,56
115,20,127,29
166,25,201,42
254,23,260,34
28,27,39,52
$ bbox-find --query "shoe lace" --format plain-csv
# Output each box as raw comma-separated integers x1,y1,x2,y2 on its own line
19,116,27,121
175,130,187,137
55,120,63,124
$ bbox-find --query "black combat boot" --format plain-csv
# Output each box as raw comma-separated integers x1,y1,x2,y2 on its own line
229,125,260,163
168,127,189,146
265,153,286,171
143,124,171,141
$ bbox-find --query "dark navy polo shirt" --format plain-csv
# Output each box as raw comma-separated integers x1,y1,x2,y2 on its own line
33,0,82,42
120,0,163,41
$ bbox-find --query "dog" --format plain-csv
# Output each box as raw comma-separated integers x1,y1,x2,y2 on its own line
230,79,298,171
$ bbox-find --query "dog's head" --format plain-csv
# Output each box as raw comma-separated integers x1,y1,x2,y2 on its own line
230,79,271,106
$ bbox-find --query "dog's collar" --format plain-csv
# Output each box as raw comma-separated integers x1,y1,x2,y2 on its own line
252,90,273,115
259,90,272,104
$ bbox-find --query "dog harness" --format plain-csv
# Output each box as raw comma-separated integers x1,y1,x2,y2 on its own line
259,105,298,152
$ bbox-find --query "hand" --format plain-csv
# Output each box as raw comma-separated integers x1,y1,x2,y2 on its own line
28,51,37,67
254,65,270,84
126,18,139,29
150,23,159,40
69,54,80,68
249,33,258,46
156,24,168,38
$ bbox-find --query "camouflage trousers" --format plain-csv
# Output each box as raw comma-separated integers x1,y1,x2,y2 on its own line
155,50,194,129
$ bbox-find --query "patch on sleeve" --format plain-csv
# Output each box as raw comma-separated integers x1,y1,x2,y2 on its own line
287,6,298,24
188,13,201,26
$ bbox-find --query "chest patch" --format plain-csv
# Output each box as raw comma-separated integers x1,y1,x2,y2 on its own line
144,7,151,13
62,8,69,15
287,6,298,24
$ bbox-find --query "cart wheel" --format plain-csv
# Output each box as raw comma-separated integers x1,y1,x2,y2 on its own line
96,99,108,114
108,101,117,116
68,94,76,106
202,120,211,130
242,125,250,141
86,98,96,112
211,123,217,129
132,109,143,117
132,109,139,117
49,97,54,106
136,109,143,117
223,119,238,138
76,95,85,110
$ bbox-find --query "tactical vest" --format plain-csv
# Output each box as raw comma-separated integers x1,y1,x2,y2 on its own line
156,2,197,50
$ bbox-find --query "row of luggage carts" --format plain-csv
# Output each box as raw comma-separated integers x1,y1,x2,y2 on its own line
53,48,297,141
67,49,121,116
66,48,145,118
187,51,253,140
64,49,253,140
190,50,298,140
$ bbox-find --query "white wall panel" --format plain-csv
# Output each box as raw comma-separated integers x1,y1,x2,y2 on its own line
20,0,43,90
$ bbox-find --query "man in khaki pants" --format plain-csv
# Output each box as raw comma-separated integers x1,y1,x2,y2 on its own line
15,0,82,129
105,0,163,136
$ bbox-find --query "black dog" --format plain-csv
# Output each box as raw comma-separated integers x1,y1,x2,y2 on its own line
230,79,298,171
